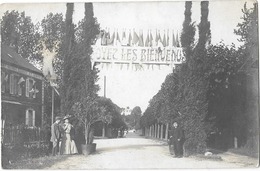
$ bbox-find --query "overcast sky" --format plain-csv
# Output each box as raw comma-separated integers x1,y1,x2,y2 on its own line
0,0,255,112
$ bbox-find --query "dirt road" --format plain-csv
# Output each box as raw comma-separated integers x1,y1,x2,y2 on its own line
44,132,256,169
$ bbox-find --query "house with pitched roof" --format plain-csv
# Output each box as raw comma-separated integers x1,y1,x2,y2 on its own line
1,44,44,128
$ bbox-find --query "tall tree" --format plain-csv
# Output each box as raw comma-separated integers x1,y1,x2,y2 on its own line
60,3,75,115
72,3,101,144
177,1,211,155
41,13,65,52
234,3,258,71
197,1,211,49
234,3,258,152
180,1,196,65
1,11,42,63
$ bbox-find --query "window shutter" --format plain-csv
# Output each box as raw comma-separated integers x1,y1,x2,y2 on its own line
10,74,14,94
33,110,35,126
18,85,22,96
25,110,29,125
33,84,36,98
1,72,5,93
26,78,29,97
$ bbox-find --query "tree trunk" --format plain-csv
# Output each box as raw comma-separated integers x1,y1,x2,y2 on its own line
165,123,169,140
160,124,163,139
102,122,105,137
157,124,160,138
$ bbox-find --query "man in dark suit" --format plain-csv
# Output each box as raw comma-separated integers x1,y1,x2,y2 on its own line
50,116,62,156
170,122,185,158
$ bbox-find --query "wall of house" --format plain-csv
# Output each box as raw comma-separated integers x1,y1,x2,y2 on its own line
1,63,44,127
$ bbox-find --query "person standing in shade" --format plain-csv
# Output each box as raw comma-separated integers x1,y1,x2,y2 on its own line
50,116,62,156
168,130,175,156
170,121,185,158
60,116,78,155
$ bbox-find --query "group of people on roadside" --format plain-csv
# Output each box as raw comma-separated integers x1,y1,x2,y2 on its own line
50,116,184,157
50,116,78,156
168,121,185,158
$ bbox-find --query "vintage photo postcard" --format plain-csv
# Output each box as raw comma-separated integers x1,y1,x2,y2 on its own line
1,0,259,169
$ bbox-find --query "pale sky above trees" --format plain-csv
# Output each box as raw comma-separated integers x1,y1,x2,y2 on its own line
0,0,254,111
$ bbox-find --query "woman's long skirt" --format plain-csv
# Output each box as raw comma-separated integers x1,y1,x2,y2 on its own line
60,133,78,155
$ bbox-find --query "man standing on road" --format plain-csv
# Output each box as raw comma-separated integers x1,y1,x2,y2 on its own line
50,116,62,156
170,121,185,158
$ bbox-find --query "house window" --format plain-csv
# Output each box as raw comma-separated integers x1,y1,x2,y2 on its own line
10,74,20,95
26,78,36,98
25,109,35,127
9,74,23,96
18,82,22,96
1,71,6,93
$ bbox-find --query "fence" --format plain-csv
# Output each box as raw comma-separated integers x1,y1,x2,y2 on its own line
2,126,51,166
2,126,50,147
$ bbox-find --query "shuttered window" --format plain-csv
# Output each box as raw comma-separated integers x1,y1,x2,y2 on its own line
26,78,36,98
33,84,37,98
26,78,29,97
18,83,22,96
25,109,35,127
10,74,14,94
9,74,20,95
13,75,19,95
1,71,5,93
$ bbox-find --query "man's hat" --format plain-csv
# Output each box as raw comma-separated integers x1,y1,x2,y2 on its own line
55,116,62,121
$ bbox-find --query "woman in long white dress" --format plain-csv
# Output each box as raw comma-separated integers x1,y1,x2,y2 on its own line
60,117,78,155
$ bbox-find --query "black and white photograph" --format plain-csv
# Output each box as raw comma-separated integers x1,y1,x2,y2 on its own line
0,0,259,169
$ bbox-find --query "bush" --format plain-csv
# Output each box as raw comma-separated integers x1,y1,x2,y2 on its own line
2,142,50,168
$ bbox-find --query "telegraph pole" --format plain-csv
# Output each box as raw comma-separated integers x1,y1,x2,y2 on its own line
102,75,106,137
51,87,54,124
104,75,106,98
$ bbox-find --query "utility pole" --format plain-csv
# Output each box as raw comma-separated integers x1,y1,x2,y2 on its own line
51,87,54,124
104,75,106,98
102,75,106,137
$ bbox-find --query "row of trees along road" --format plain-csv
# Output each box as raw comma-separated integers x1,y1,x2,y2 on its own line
122,106,142,130
140,2,258,157
1,3,127,146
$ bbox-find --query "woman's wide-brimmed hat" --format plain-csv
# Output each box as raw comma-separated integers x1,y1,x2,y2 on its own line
63,115,73,120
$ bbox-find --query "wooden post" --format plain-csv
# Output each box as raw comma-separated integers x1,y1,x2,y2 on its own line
38,127,41,148
165,123,169,140
41,81,44,128
160,124,164,139
51,87,54,124
234,137,238,148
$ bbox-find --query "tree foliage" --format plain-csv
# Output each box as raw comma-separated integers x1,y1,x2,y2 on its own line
124,106,142,129
60,3,76,116
1,11,42,63
180,1,196,64
141,1,211,155
141,2,258,155
66,3,101,144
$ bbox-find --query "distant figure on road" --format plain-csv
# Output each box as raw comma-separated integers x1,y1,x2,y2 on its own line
169,122,185,158
50,116,62,156
60,116,78,155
